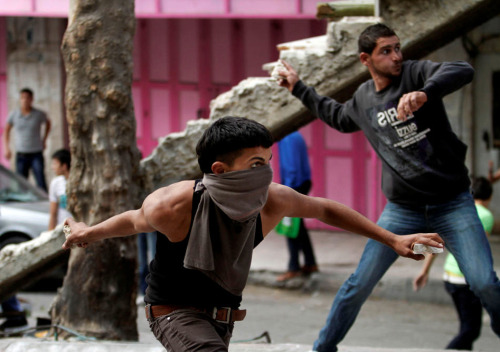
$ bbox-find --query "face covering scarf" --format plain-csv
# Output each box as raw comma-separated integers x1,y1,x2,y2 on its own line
184,164,273,296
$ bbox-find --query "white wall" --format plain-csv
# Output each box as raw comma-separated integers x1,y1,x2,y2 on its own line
426,15,500,225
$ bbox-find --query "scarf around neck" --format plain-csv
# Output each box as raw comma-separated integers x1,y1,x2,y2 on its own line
184,164,273,296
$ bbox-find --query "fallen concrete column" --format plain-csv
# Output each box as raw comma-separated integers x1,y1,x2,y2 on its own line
0,225,68,302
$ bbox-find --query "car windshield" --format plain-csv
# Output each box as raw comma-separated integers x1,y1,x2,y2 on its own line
0,166,48,203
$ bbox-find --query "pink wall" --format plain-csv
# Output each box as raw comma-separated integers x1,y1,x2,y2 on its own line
135,0,321,19
0,0,320,18
0,17,8,167
132,18,325,156
303,121,385,228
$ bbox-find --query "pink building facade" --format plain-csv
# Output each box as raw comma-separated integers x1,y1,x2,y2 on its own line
0,1,386,229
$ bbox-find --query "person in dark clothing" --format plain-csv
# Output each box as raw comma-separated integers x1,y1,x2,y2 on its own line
276,131,318,281
276,23,500,351
0,296,28,335
62,116,443,352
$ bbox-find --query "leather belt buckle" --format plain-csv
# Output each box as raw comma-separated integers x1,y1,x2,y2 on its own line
213,307,231,324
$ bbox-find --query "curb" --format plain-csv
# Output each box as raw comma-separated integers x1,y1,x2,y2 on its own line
247,270,453,306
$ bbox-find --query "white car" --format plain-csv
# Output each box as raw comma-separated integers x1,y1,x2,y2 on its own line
0,165,50,250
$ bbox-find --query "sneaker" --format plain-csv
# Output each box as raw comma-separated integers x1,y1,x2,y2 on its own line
0,316,29,335
276,270,302,282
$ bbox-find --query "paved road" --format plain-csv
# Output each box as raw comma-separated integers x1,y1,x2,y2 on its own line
2,230,499,351
10,285,498,352
233,285,498,351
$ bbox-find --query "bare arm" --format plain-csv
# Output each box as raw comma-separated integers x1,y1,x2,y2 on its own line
43,118,51,150
48,201,58,230
488,160,500,184
264,184,444,260
312,196,442,260
61,181,194,250
62,208,153,249
3,123,12,160
413,254,436,291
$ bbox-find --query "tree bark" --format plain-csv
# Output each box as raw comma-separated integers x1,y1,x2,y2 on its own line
51,0,141,340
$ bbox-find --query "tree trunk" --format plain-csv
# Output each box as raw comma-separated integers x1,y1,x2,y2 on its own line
51,0,141,340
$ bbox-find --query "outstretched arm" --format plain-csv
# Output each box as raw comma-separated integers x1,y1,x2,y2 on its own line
275,60,360,133
313,196,442,260
62,180,194,249
265,184,444,261
62,208,153,249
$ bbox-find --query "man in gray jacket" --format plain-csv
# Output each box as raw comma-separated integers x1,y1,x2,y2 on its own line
277,23,500,351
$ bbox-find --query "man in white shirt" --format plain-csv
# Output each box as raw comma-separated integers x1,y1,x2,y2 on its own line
48,149,71,230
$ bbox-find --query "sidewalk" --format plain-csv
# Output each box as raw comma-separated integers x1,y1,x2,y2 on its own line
249,230,500,305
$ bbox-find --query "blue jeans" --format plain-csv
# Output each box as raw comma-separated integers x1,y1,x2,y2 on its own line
313,191,500,351
16,151,47,191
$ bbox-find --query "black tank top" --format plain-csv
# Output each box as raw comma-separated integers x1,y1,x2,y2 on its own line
144,180,264,308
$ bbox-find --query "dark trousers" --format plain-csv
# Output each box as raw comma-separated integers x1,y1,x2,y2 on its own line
287,180,317,272
444,281,483,350
149,309,233,352
1,296,21,313
1,296,25,323
16,151,47,191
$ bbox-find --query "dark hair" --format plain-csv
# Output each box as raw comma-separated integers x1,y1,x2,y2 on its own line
472,176,492,201
358,23,397,54
196,116,274,174
52,149,71,169
20,88,34,99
